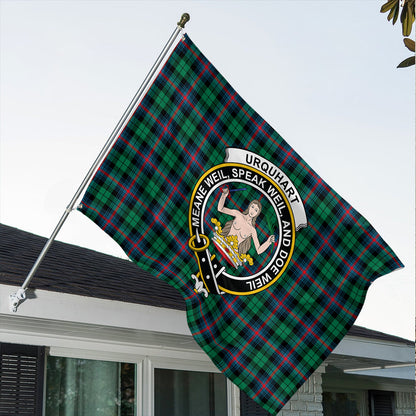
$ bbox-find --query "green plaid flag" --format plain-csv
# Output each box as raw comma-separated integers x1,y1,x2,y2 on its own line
79,35,402,414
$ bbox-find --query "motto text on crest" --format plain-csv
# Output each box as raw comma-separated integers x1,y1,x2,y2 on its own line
188,148,307,296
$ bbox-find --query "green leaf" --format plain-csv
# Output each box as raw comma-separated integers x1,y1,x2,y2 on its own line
403,16,413,36
397,56,415,67
400,1,407,23
381,0,399,13
388,3,400,22
404,37,415,52
393,3,401,24
401,2,415,36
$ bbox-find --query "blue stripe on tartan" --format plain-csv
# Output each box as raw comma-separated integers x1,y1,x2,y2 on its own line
79,34,403,414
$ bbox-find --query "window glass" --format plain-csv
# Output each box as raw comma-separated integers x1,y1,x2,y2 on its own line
154,368,227,416
45,356,136,416
369,390,394,416
323,391,361,416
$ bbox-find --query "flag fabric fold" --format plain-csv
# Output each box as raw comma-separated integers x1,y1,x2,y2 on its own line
78,34,403,414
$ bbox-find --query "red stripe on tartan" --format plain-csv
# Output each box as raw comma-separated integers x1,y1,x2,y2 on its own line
128,59,239,255
103,52,213,232
155,245,187,279
81,202,168,269
221,296,308,382
197,213,348,385
97,164,193,267
253,233,381,397
127,218,157,257
138,105,205,171
166,128,204,169
253,284,349,399
266,289,331,349
104,58,212,236
192,230,355,397
121,123,198,259
185,39,397,281
279,148,294,168
292,259,358,319
220,270,308,388
97,168,154,216
183,36,361,260
305,174,400,271
246,120,266,148
288,207,362,318
320,206,351,250
141,80,241,269
238,368,286,408
355,218,402,269
191,295,239,336
182,34,355,229
308,222,370,283
127,154,193,257
160,72,231,148
189,291,286,407
199,260,311,376
181,41,399,400
102,149,156,232
256,236,372,399
182,40,227,90
294,202,366,287
255,299,332,399
83,201,197,295
101,157,149,231
119,136,189,203
154,224,194,278
82,202,131,240
303,178,322,204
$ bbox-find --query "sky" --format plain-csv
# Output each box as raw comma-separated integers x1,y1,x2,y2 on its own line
0,0,414,340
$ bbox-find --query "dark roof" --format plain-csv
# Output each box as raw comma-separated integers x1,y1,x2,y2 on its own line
0,223,185,311
1,223,413,345
346,324,414,346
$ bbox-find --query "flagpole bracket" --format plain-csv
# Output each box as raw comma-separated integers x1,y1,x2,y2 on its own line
9,288,26,313
177,13,190,29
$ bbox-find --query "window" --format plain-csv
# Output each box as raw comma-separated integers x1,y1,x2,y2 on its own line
45,356,136,416
0,343,45,416
1,343,231,416
240,389,271,416
154,368,228,416
369,390,394,416
323,391,363,416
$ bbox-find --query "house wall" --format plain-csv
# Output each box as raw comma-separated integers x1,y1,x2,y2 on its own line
277,368,324,416
395,391,415,416
1,285,414,416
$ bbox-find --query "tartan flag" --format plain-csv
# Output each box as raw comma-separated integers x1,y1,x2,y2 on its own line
78,34,402,414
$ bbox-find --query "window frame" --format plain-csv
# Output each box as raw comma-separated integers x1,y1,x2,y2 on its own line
323,387,367,416
369,390,395,416
46,348,237,416
146,356,236,416
45,349,142,416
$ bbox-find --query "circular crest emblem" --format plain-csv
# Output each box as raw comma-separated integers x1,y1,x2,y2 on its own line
188,148,307,296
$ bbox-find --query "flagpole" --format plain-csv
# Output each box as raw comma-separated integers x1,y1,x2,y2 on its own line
9,13,190,313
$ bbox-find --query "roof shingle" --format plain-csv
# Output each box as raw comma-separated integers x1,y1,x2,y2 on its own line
1,223,412,345
0,223,185,310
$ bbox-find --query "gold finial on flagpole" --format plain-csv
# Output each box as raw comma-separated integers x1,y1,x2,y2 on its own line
178,13,190,28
